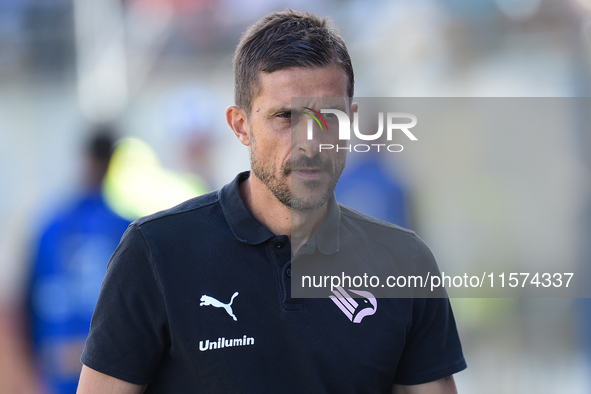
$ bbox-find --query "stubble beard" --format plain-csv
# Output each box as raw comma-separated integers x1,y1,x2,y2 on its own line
249,132,345,211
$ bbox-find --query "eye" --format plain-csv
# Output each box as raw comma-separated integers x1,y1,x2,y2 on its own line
277,111,291,119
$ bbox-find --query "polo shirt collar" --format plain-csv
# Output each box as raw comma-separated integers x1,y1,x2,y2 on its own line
219,171,342,253
219,171,275,245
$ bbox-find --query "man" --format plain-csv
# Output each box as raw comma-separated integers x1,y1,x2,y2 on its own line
77,10,466,393
28,128,130,393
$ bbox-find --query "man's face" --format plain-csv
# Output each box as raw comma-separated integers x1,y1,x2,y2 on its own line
246,65,350,211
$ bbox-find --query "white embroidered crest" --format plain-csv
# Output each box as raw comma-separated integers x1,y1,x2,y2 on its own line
329,286,377,323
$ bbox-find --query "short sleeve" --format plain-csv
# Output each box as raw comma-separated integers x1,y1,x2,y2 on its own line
393,237,467,385
81,224,169,385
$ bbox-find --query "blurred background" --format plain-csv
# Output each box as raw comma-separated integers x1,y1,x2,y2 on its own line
1,0,591,392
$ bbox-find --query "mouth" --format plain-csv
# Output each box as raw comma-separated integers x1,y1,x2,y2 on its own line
293,168,323,179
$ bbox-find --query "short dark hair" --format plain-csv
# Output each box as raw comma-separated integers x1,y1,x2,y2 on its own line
233,10,354,114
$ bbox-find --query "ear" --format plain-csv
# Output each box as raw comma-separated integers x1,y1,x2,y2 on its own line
349,101,358,124
226,106,251,146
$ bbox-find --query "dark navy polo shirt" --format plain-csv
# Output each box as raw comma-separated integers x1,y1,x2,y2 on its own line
291,177,447,299
82,172,466,393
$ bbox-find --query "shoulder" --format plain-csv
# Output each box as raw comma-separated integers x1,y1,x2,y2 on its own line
338,203,435,265
338,203,415,239
132,189,220,230
105,190,225,271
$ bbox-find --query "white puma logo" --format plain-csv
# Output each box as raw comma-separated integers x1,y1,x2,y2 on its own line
200,292,239,321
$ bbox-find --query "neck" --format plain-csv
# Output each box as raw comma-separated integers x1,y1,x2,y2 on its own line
239,173,328,255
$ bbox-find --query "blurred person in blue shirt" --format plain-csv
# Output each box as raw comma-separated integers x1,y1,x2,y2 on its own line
26,127,130,394
335,129,411,228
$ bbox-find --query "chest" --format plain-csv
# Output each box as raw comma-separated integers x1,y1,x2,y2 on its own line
150,241,414,392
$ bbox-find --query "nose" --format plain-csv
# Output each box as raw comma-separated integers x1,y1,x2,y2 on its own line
293,118,321,157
